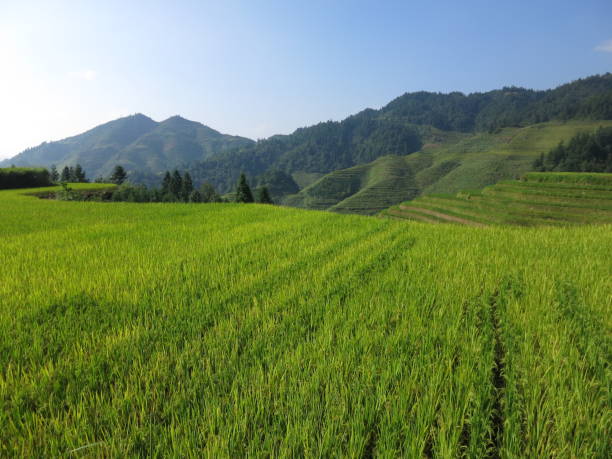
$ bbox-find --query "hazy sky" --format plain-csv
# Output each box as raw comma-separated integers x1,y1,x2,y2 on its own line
1,0,611,159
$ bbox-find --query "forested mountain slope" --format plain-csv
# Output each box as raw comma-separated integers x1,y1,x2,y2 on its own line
0,114,254,181
192,74,612,201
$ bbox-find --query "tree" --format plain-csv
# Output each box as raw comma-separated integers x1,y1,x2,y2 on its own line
162,192,176,202
256,169,298,196
235,173,254,203
200,182,221,202
68,166,76,182
535,127,612,172
256,186,273,204
110,165,128,185
60,166,71,182
170,170,183,197
161,171,172,194
182,172,194,201
189,189,202,203
74,164,86,182
50,165,59,183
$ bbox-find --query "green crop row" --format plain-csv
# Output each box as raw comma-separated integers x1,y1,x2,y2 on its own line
388,172,612,227
1,186,610,456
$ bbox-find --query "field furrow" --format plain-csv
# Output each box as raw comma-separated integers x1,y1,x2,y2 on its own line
0,186,610,457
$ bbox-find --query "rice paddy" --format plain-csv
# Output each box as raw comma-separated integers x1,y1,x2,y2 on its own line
0,184,610,456
384,172,612,226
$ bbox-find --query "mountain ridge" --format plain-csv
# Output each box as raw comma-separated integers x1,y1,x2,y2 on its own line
2,73,611,211
0,114,254,180
191,73,612,195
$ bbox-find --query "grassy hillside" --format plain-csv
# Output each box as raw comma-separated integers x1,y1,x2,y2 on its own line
383,172,612,226
288,120,612,214
0,188,610,456
283,155,420,214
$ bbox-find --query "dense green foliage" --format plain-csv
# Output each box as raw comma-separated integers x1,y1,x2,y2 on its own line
255,169,299,198
383,73,612,132
191,111,423,193
235,173,254,203
49,165,59,182
255,186,273,204
59,164,88,183
108,170,223,204
110,165,128,184
50,170,224,204
383,172,612,226
0,114,254,181
199,182,222,203
0,187,609,456
0,167,51,189
534,126,612,172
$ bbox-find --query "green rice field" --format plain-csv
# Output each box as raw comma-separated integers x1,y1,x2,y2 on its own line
0,184,610,456
384,172,612,226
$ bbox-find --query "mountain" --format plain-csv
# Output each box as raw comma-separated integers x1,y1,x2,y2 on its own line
190,109,423,193
380,73,612,132
3,73,611,212
1,114,254,181
285,120,612,214
190,74,612,209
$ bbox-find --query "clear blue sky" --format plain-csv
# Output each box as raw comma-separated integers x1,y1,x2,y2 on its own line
1,0,611,159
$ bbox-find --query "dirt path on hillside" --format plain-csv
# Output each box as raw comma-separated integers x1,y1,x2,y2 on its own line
399,205,487,227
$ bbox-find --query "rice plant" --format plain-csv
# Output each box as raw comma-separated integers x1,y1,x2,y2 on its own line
0,186,609,457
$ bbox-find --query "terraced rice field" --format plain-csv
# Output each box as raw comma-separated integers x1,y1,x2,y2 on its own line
1,184,610,456
287,120,612,214
383,172,612,226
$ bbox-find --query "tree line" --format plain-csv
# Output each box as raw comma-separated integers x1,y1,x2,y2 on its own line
533,126,612,173
105,168,273,204
49,164,88,183
382,73,612,132
0,161,274,205
0,167,51,189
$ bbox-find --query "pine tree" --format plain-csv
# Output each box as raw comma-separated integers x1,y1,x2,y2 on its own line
235,173,254,203
170,170,183,197
74,164,86,182
110,165,127,185
161,171,172,194
50,165,59,183
68,166,76,182
182,172,194,202
256,186,273,204
60,166,71,182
